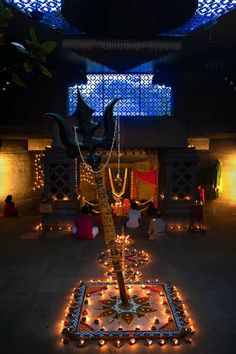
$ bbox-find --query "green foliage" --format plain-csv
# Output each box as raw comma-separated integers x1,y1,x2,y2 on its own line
41,41,57,56
23,61,32,73
10,72,27,88
0,2,56,89
25,27,56,63
37,62,53,78
0,0,13,29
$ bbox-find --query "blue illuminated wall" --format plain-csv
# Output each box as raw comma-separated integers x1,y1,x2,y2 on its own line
4,0,236,36
68,74,172,117
166,0,236,36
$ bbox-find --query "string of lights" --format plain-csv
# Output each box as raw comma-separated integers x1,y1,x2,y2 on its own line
33,153,44,191
80,163,95,186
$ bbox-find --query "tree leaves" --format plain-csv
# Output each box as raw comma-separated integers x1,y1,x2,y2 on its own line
0,10,57,90
37,63,52,78
41,41,57,55
0,0,13,29
10,73,27,88
23,61,32,73
25,27,56,62
28,27,40,46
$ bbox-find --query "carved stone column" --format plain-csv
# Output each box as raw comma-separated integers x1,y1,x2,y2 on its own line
159,147,199,214
41,147,80,236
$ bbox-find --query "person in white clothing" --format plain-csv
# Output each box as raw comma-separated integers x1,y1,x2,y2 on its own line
126,201,141,229
148,211,168,241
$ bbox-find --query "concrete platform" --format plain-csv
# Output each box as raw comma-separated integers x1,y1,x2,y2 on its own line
0,207,236,354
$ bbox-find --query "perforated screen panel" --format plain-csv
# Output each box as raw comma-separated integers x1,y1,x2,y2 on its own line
68,74,172,117
5,0,236,35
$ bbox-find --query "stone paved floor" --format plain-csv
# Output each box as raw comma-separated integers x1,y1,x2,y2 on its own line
0,207,236,354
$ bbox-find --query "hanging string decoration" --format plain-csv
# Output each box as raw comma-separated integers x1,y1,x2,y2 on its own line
33,153,45,191
74,157,78,193
108,115,128,200
115,116,122,185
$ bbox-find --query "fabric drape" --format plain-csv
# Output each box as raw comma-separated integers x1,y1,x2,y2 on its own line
132,169,158,207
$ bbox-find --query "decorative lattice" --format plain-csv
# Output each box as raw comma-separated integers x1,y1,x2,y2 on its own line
48,163,70,199
165,0,236,36
4,0,236,36
68,74,172,117
170,163,194,200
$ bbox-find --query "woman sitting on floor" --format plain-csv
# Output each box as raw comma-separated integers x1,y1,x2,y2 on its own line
3,195,18,217
72,205,98,240
148,211,168,241
126,201,141,229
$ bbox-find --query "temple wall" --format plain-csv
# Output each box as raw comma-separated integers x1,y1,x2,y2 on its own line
0,140,40,214
121,117,187,148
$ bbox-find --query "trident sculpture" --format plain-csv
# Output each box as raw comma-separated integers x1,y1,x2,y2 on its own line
45,91,129,307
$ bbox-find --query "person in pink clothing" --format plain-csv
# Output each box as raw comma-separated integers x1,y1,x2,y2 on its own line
73,205,98,240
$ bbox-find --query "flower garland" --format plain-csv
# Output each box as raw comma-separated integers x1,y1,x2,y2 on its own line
108,168,128,199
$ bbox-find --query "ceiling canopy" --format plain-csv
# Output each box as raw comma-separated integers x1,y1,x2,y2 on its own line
4,0,236,38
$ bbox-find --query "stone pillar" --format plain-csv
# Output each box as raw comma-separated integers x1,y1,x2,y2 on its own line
43,147,79,200
160,147,199,214
41,147,80,236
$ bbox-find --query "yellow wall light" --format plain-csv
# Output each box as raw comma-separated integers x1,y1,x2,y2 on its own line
0,156,8,200
220,156,236,204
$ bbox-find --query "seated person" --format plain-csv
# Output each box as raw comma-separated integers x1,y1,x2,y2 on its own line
148,211,168,241
73,205,98,240
3,195,18,217
126,201,141,229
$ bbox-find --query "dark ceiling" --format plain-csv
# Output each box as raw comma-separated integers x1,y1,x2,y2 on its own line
61,0,198,39
1,2,236,138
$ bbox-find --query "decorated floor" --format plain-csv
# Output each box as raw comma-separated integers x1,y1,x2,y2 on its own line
0,210,236,353
62,281,194,348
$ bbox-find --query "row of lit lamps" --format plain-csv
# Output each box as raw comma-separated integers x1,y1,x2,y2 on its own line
60,283,194,348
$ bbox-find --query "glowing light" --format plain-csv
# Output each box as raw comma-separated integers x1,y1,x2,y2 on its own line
158,338,165,346
60,281,195,347
5,1,236,36
145,339,153,346
68,74,172,117
33,153,45,191
80,163,95,186
165,0,236,35
114,339,122,348
171,338,179,346
220,156,236,204
78,339,86,347
0,156,12,199
98,339,106,346
129,338,136,345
